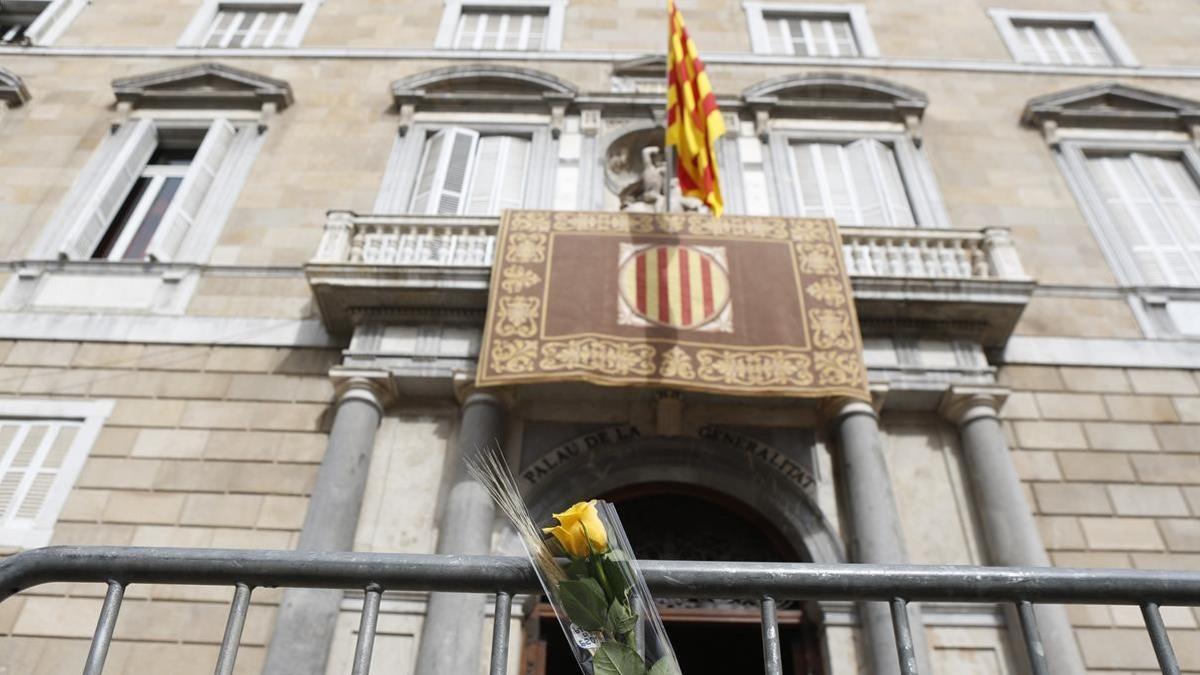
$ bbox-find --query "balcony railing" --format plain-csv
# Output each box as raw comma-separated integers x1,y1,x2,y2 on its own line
1,546,1197,675
311,211,1031,282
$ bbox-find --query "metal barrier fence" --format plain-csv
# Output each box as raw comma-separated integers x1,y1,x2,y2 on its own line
2,546,1200,675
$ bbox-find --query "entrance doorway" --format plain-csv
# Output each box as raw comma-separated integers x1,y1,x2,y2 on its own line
522,484,825,675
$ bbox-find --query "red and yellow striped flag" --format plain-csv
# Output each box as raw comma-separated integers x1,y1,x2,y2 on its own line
667,0,725,217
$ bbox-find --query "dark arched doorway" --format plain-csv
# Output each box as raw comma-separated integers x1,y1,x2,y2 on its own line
522,483,826,675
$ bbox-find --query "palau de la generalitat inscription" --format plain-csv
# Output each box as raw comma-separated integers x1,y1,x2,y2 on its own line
520,423,817,499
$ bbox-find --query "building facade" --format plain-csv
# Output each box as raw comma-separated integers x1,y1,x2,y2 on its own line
0,0,1199,673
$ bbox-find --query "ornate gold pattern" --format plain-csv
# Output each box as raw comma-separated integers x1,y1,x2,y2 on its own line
496,296,540,338
690,217,789,239
809,309,855,350
540,338,657,376
506,233,548,263
490,340,538,373
696,350,814,386
659,346,695,379
814,351,866,387
508,211,552,232
500,265,542,293
805,277,847,307
789,220,833,243
796,243,840,275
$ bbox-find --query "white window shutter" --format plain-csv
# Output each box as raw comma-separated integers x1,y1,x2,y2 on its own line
57,118,157,260
498,137,531,212
147,118,237,262
868,139,915,227
409,127,479,215
465,136,531,215
845,139,880,225
23,0,71,44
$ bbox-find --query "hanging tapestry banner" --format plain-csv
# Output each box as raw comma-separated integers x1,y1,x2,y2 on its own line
476,210,869,400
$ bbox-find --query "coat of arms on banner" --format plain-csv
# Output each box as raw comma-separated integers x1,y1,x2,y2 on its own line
477,210,869,400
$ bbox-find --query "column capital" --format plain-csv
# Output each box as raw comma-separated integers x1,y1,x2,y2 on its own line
330,369,392,414
938,385,1010,426
452,370,513,408
819,384,887,425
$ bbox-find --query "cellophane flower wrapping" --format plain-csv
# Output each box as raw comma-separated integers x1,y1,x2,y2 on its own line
534,500,681,675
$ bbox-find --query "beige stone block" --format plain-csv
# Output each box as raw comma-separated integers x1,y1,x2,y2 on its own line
1057,452,1134,482
1059,367,1131,393
1080,517,1165,551
210,527,292,549
156,371,233,399
1103,394,1179,422
204,430,282,461
130,525,214,548
0,366,29,393
248,401,328,432
999,391,1038,419
257,495,308,530
1035,393,1107,420
179,493,263,527
48,521,136,546
1131,552,1200,570
1011,450,1061,481
180,400,255,429
1160,518,1200,552
1111,604,1196,629
1037,515,1085,550
77,457,162,490
102,492,185,525
122,642,225,675
1051,551,1131,568
1083,422,1159,451
12,597,102,638
229,463,315,495
0,595,24,634
58,488,110,521
0,340,11,364
1129,368,1199,395
132,429,209,459
274,432,327,463
1033,483,1111,515
226,373,300,401
92,427,138,457
1131,454,1200,484
72,342,145,368
1107,485,1189,517
1186,487,1200,515
273,348,340,375
88,369,165,397
1013,421,1087,450
152,460,237,492
1175,397,1200,422
108,398,186,428
1154,424,1200,452
19,367,97,395
998,365,1064,391
1065,604,1111,627
1076,628,1160,670
137,345,210,371
5,341,78,367
204,347,283,373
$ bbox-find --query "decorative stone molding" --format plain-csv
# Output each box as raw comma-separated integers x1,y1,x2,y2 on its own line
0,67,31,108
111,62,294,113
820,384,888,424
742,73,928,137
330,370,393,413
937,385,1010,426
1021,82,1200,136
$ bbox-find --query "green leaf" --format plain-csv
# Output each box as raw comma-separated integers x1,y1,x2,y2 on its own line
593,641,647,675
607,599,638,635
558,578,609,631
600,552,632,602
565,558,588,580
648,656,681,675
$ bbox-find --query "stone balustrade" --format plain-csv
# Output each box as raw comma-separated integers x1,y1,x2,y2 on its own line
312,211,1029,281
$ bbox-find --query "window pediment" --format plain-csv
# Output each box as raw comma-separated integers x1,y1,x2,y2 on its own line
0,67,31,108
111,63,294,112
742,73,927,123
1022,83,1200,132
391,65,578,134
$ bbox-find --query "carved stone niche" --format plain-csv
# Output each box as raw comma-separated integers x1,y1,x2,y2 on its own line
604,124,667,210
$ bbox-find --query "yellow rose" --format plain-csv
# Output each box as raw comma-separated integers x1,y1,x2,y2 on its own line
542,500,608,558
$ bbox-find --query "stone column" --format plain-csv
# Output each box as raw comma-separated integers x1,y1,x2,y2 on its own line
414,390,507,675
263,377,387,675
825,397,929,675
940,386,1086,675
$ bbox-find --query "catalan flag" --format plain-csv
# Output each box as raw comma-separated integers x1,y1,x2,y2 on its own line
666,0,725,216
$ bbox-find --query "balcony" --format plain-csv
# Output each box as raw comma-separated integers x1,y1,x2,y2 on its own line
306,211,1034,346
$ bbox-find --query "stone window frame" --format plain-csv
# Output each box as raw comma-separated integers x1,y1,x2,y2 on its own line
0,399,113,550
1,0,88,46
434,0,568,51
987,8,1138,68
742,2,879,57
763,125,950,228
178,0,323,48
374,120,559,215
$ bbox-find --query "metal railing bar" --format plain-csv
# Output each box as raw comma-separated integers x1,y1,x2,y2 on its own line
82,581,124,675
1015,601,1048,675
889,598,919,675
213,582,252,675
350,585,382,675
5,547,1200,605
489,591,512,675
760,595,783,675
1140,602,1181,675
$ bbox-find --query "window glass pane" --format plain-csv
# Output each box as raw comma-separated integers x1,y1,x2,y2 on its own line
791,140,914,226
1010,20,1113,65
766,13,856,56
123,176,183,260
93,177,152,259
454,9,547,50
208,7,297,48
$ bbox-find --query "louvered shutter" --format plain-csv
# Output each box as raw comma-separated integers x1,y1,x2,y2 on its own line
844,140,879,225
23,0,70,44
0,422,78,533
791,143,834,219
58,118,157,260
147,118,237,262
409,127,480,215
1132,154,1200,285
465,136,530,215
866,139,915,227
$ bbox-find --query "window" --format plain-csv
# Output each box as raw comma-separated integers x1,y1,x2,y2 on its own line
435,1,567,51
56,117,241,262
409,128,530,216
744,3,878,57
0,0,84,45
788,139,914,227
989,10,1137,67
1083,151,1200,287
179,0,319,48
0,1,44,44
0,400,112,549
